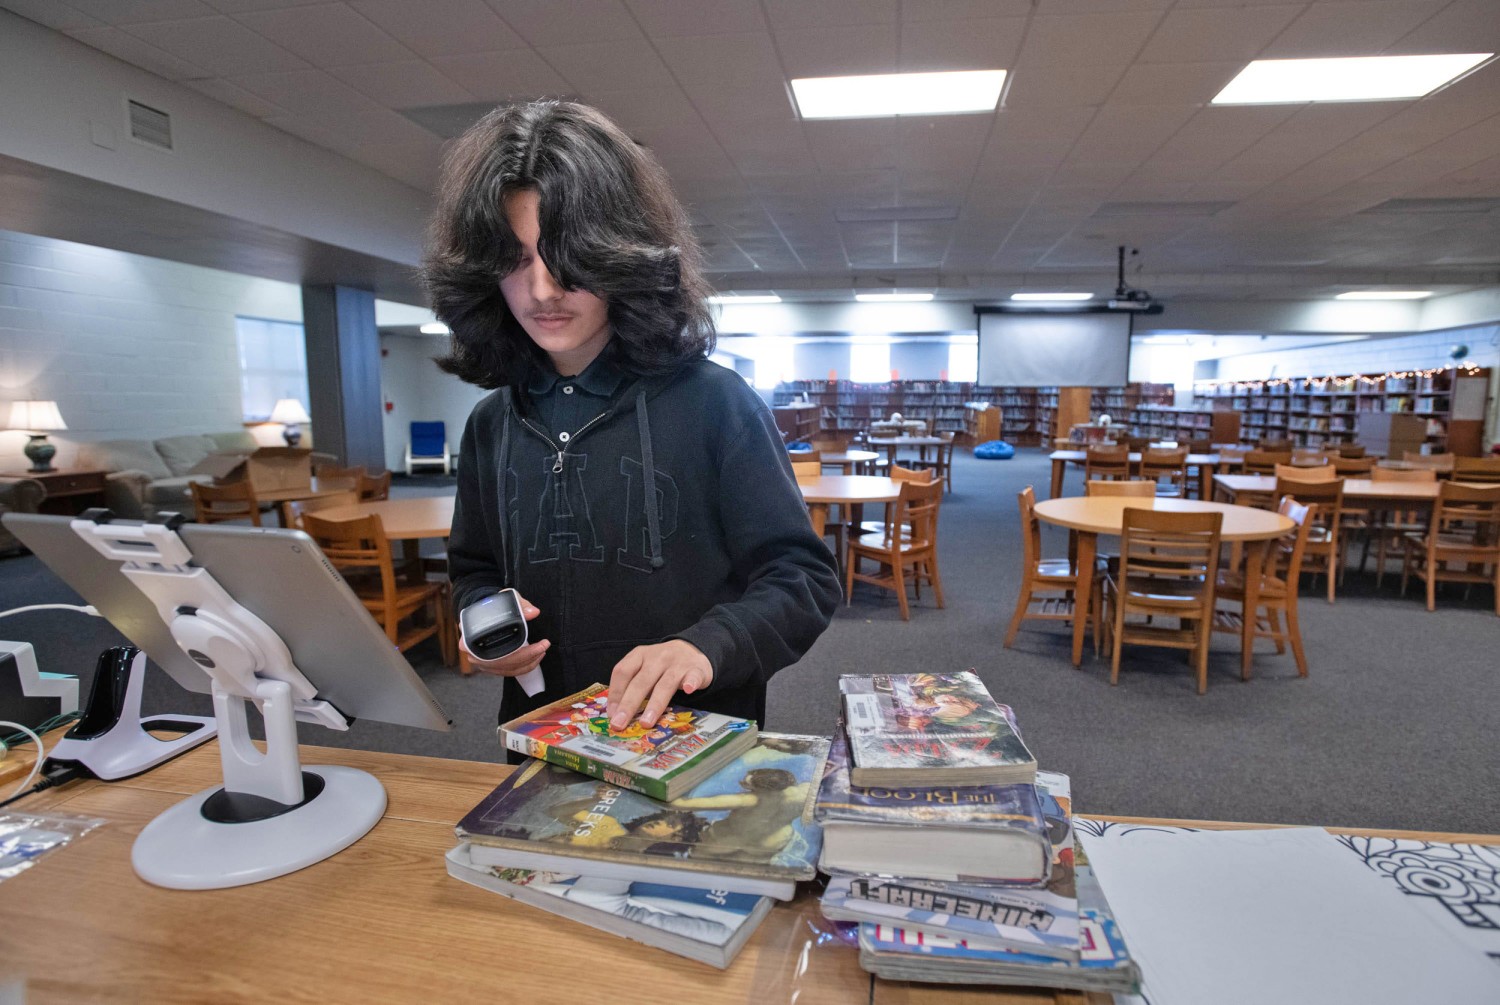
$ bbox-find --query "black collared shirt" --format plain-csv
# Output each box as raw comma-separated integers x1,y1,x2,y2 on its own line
525,343,627,440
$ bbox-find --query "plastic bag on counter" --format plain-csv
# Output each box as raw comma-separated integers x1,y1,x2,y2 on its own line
0,811,105,882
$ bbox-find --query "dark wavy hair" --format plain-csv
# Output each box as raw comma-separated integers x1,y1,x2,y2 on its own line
422,100,715,388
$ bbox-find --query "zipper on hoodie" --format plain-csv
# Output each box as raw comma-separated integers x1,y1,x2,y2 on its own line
517,410,611,473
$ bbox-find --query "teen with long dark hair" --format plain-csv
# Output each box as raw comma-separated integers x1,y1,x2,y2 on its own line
424,100,839,738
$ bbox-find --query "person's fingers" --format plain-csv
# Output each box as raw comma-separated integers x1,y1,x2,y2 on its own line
467,639,549,677
612,660,659,729
609,649,647,727
640,667,685,727
516,594,541,620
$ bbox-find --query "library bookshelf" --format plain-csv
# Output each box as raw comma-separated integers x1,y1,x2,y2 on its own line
773,381,1172,447
1188,366,1492,453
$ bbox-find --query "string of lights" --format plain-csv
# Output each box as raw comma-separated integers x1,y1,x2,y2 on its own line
1196,362,1483,393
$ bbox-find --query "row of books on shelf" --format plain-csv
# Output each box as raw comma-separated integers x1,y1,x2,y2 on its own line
442,672,1140,993
1197,374,1464,396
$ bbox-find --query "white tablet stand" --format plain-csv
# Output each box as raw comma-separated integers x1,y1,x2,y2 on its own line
72,515,385,890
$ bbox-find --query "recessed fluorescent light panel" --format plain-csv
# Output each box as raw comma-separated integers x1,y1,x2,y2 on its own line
708,294,782,304
1334,291,1433,300
855,293,934,303
1010,292,1093,302
419,322,450,334
1212,54,1492,104
791,70,1006,119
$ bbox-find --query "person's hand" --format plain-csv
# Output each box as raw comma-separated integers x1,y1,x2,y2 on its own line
460,595,549,677
608,640,713,729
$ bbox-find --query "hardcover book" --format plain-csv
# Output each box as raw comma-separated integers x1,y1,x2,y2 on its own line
446,843,773,969
838,672,1036,787
498,682,759,801
458,732,829,900
814,727,1051,883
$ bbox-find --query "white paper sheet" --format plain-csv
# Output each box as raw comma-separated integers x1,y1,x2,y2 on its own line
1080,826,1500,1005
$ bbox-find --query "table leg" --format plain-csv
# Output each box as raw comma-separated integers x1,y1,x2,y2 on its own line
1240,539,1270,681
402,539,423,586
1071,532,1098,667
1198,462,1215,500
1050,458,1065,499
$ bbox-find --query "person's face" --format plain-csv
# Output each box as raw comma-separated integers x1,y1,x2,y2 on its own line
499,188,611,376
636,818,680,839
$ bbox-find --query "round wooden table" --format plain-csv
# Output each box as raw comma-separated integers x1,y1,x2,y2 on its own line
798,475,902,574
867,435,947,467
821,449,880,474
1033,497,1293,675
314,496,456,539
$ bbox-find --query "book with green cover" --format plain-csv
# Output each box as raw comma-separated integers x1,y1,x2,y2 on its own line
458,732,830,900
498,682,759,801
839,672,1036,787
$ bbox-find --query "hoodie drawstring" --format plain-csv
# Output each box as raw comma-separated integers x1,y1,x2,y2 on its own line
635,392,664,569
498,390,517,585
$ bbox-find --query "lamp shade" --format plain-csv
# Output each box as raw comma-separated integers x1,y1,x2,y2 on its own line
269,398,311,425
7,400,66,432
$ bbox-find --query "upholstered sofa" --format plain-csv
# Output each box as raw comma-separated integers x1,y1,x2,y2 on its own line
0,475,46,555
74,431,261,520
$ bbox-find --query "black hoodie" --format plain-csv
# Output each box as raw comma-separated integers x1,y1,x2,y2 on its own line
448,356,841,728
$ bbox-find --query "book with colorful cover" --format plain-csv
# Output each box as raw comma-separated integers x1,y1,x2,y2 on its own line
458,732,829,899
499,682,758,801
838,672,1036,786
445,843,773,969
814,725,1052,882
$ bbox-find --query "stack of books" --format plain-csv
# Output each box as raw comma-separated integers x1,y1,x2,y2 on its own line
817,671,1140,994
447,685,828,969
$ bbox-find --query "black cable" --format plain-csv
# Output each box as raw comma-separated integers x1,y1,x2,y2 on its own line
0,763,87,809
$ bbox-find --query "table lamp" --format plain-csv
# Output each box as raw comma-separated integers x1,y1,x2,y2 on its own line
7,399,67,472
269,398,311,447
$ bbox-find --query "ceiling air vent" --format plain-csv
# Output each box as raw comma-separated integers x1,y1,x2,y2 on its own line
1360,197,1500,215
127,99,173,151
1092,201,1234,218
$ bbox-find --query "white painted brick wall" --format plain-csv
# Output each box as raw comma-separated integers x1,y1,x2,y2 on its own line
0,227,301,469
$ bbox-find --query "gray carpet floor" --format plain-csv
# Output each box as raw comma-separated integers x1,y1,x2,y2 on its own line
3,452,1496,833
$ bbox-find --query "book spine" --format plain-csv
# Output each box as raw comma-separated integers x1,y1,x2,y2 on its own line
510,733,671,801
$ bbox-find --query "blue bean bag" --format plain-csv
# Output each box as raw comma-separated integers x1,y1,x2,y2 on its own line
974,440,1015,460
787,442,815,452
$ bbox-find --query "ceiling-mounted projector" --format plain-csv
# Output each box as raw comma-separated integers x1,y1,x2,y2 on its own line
1108,246,1159,312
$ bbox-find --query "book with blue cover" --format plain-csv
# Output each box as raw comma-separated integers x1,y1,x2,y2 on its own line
458,732,829,900
814,722,1052,883
445,843,773,968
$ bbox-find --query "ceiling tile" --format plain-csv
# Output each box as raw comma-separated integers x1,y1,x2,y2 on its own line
122,15,308,75
227,67,388,122
540,36,677,92
1262,1,1450,59
0,0,104,30
201,0,330,10
184,75,291,117
234,2,413,66
625,0,765,37
1391,0,1500,51
901,0,1033,19
1137,5,1304,63
66,0,216,22
654,31,794,122
486,0,642,48
328,60,475,107
760,0,895,31
1109,61,1242,105
804,118,899,172
587,86,704,133
64,25,208,79
714,118,816,176
429,49,573,101
898,16,1026,73
1147,105,1299,165
349,0,524,57
1020,10,1164,67
774,23,897,78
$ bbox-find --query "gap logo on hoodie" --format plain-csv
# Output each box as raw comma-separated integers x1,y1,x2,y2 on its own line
520,452,679,572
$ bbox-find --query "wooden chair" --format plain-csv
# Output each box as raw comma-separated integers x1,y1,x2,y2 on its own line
857,465,935,539
1402,451,1455,475
788,448,822,466
1107,508,1223,694
1260,439,1293,453
1331,455,1374,476
846,477,944,621
1139,448,1189,497
1274,463,1335,482
1005,485,1104,650
791,460,822,480
1454,456,1500,484
1400,482,1500,616
1291,448,1330,466
301,512,456,664
280,489,360,530
808,433,853,454
358,469,392,502
1124,435,1151,452
909,431,958,493
1086,479,1156,498
189,480,261,526
1085,445,1131,482
1357,467,1437,586
1337,444,1367,458
1213,496,1315,679
313,462,364,488
1244,450,1292,475
1275,475,1344,603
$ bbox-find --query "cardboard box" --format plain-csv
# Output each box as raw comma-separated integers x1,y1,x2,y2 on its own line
191,447,312,494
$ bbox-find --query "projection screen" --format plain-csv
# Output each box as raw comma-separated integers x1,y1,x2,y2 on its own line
977,311,1131,387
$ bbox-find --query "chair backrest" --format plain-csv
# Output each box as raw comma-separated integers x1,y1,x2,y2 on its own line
894,478,943,548
302,512,395,601
1331,455,1373,475
1430,482,1500,541
1119,508,1223,590
1402,451,1455,472
1017,485,1041,574
1372,466,1436,483
1337,444,1366,458
891,465,936,484
1244,450,1292,474
808,433,853,453
1275,476,1345,536
1085,444,1131,480
1274,463,1335,481
1270,495,1316,586
282,489,360,529
1185,438,1213,455
791,460,821,479
358,469,392,502
315,462,365,489
788,448,822,464
190,479,261,526
410,421,446,455
1139,448,1188,476
1260,440,1293,453
1087,478,1156,498
1124,435,1151,452
1291,448,1329,465
1217,445,1249,463
1453,456,1500,483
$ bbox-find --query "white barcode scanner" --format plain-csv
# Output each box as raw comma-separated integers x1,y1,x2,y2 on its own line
460,588,544,695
